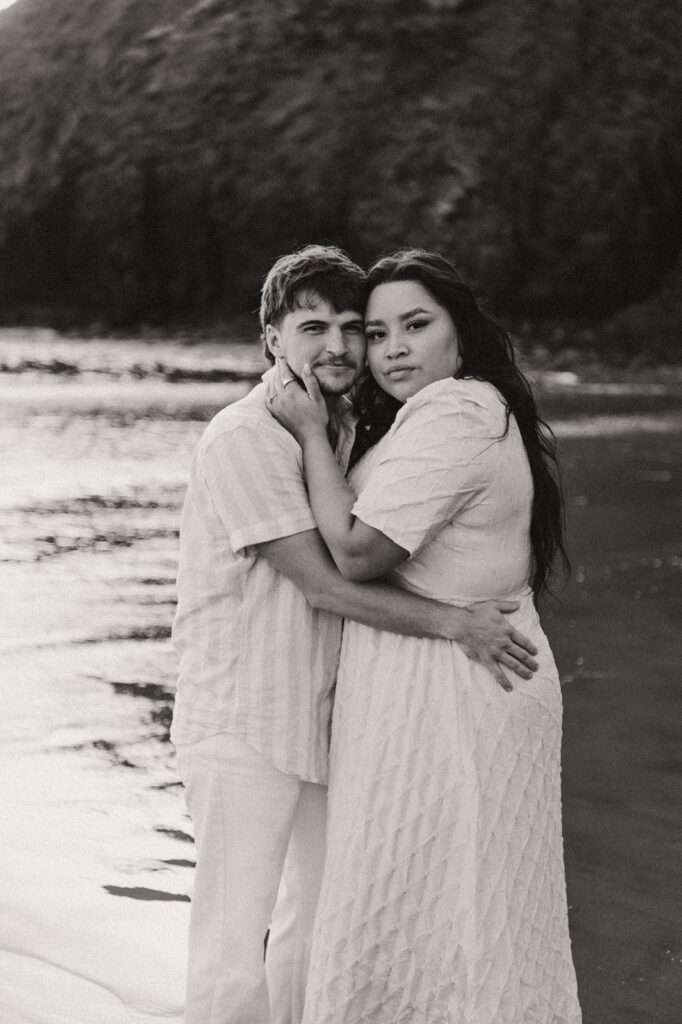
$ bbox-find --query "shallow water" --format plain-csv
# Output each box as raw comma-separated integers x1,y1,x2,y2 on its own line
0,332,260,1024
1,330,681,1023
542,432,682,1024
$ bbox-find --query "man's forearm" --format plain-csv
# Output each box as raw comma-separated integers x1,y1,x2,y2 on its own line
257,527,462,639
305,571,466,641
257,530,536,684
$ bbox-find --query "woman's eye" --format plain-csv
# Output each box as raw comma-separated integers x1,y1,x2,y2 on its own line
406,319,428,331
365,330,385,342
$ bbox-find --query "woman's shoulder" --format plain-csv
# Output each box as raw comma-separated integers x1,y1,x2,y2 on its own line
396,377,507,434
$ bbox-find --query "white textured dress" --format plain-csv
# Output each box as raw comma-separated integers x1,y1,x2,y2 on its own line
302,378,581,1024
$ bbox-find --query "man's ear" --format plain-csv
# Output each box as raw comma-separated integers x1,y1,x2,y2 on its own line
264,324,281,360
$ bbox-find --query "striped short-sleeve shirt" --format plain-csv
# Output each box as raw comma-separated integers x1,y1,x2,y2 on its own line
170,380,356,784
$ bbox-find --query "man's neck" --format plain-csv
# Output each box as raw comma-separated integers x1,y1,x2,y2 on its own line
325,394,344,449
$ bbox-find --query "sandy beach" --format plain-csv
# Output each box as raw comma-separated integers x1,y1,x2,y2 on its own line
1,331,680,1023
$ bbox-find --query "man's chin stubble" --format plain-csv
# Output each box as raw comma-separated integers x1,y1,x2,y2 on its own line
315,372,358,398
318,384,354,398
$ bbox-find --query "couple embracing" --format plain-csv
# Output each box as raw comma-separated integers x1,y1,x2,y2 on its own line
171,245,581,1024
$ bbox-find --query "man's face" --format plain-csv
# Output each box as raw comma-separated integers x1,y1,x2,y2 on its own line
266,292,366,397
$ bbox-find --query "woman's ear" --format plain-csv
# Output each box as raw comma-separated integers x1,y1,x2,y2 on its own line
454,328,463,377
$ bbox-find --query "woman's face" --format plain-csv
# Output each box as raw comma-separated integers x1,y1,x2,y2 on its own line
364,280,461,402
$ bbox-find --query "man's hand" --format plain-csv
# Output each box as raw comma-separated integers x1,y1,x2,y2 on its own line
450,600,539,693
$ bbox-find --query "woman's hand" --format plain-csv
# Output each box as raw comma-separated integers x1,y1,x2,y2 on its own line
266,358,330,445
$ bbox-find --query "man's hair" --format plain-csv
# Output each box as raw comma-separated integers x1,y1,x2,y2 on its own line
259,245,366,363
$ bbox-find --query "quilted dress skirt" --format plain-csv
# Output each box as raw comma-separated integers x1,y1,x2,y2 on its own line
301,596,581,1024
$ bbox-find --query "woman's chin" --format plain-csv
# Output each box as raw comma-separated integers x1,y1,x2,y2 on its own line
376,378,417,403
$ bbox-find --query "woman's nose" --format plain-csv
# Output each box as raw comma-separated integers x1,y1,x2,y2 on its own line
384,330,408,358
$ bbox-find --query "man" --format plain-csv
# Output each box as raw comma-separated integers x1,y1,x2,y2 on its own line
171,245,538,1024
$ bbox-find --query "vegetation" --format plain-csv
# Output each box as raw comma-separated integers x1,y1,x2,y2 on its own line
0,0,680,359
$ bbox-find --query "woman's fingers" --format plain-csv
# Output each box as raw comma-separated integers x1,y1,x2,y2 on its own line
301,363,322,401
266,359,329,438
275,355,297,389
274,355,285,391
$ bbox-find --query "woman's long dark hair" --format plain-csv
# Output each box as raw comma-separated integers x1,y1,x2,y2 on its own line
352,249,568,598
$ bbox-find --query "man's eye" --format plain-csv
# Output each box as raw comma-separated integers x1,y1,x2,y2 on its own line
344,324,364,334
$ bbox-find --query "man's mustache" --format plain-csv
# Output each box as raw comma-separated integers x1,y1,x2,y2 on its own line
313,358,359,368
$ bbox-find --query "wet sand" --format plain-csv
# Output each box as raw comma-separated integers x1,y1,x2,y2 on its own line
1,332,680,1022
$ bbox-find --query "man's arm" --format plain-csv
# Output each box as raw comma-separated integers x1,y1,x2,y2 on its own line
255,529,538,692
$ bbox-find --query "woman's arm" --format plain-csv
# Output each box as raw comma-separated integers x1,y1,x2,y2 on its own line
255,528,538,691
267,361,408,579
298,429,407,579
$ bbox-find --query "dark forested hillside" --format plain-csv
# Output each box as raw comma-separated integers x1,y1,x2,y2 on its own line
0,0,680,355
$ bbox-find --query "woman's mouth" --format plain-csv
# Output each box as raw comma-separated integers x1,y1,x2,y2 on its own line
384,367,415,380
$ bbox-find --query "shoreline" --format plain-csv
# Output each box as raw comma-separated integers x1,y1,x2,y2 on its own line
1,320,681,383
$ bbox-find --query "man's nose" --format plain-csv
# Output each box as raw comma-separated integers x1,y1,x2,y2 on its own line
325,327,347,355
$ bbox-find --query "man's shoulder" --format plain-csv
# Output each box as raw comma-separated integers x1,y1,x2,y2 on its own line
198,384,298,457
203,385,264,433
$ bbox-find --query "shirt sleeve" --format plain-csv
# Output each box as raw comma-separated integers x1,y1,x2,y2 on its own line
200,420,316,554
351,380,507,556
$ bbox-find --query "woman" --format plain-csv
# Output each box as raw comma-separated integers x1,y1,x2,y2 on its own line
268,250,581,1024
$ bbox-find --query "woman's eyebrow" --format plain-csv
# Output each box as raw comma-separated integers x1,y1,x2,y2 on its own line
399,307,430,321
365,307,430,327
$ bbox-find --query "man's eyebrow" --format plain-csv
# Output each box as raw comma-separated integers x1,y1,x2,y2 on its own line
296,315,364,328
295,318,330,328
365,307,431,327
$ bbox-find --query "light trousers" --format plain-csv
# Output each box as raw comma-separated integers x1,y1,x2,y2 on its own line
175,733,327,1024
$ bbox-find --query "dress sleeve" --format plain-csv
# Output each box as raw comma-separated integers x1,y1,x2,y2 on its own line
200,421,316,554
351,380,506,556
